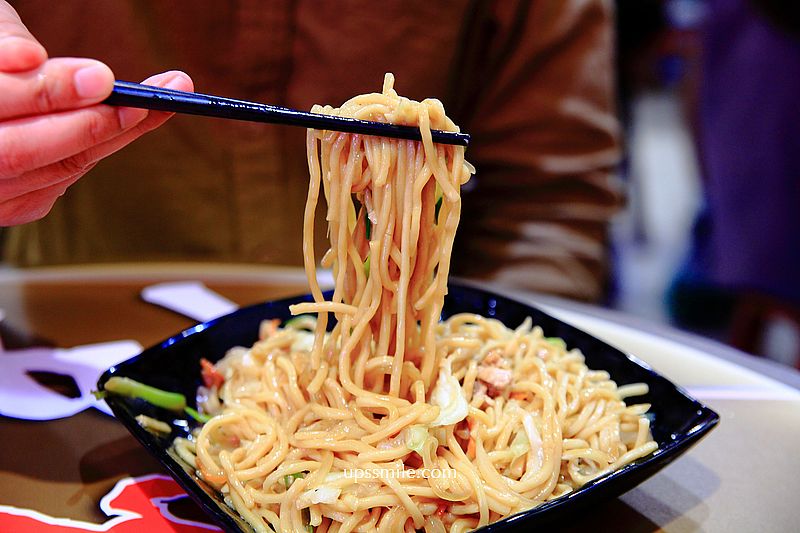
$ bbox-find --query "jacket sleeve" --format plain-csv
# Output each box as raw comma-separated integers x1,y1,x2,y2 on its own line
450,0,624,301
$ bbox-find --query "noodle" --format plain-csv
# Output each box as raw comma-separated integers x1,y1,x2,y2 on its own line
179,75,657,532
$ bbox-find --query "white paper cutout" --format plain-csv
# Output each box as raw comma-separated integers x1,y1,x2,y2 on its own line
0,340,142,420
0,282,236,422
141,281,238,323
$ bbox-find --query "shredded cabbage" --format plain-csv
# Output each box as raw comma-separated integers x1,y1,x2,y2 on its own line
364,189,378,224
430,360,469,427
522,413,544,469
545,337,566,350
291,331,315,353
510,429,529,461
296,486,341,509
406,425,428,453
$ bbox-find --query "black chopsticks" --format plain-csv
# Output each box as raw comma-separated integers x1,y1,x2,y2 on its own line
104,81,470,147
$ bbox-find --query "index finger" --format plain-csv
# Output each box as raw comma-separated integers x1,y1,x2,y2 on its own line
0,1,47,72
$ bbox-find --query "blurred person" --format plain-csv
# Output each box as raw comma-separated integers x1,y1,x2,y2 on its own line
1,0,623,302
669,0,800,364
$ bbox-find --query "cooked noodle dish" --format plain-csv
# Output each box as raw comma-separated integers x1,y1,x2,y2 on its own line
111,75,658,533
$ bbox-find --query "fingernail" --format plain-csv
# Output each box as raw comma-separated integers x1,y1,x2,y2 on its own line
164,72,189,90
74,63,112,99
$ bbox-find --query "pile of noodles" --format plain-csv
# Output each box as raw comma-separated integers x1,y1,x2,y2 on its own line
173,75,658,533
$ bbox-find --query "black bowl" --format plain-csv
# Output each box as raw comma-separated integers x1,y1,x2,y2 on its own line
98,282,719,532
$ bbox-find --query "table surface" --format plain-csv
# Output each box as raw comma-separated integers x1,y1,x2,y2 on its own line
1,264,798,533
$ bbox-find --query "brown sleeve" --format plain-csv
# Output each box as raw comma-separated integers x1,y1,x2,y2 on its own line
449,0,624,301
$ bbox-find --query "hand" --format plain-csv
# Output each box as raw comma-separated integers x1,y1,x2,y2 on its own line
0,1,194,225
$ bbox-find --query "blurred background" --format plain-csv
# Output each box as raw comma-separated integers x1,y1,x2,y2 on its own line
611,0,800,368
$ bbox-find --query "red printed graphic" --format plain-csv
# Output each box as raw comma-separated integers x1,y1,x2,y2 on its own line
0,474,221,532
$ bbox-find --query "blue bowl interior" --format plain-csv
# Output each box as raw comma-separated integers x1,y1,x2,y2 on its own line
99,282,719,532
